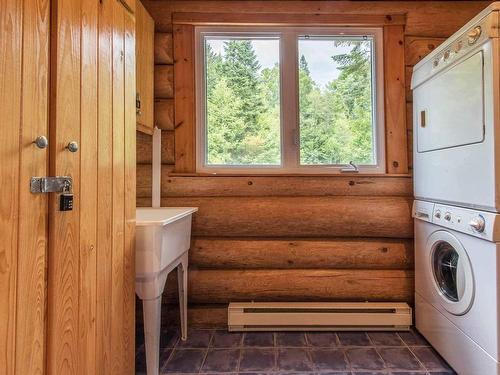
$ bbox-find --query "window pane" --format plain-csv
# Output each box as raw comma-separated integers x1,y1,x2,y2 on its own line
298,36,376,165
204,37,281,166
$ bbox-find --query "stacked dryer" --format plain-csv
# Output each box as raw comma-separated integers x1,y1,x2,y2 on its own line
411,3,500,374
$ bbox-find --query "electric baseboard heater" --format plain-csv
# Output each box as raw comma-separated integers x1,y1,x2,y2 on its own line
228,302,412,331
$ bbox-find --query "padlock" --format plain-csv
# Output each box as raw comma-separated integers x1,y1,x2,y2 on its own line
60,181,74,211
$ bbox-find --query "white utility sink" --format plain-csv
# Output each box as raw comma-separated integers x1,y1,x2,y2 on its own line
135,207,198,375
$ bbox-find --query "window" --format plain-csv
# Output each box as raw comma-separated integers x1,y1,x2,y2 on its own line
195,27,385,174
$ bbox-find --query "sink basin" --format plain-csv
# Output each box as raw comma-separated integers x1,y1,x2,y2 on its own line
136,207,197,292
135,207,197,375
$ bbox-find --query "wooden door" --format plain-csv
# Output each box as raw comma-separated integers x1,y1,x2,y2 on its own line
0,0,50,374
47,0,136,374
136,0,155,134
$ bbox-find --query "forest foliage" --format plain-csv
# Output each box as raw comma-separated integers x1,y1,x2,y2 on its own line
204,37,375,166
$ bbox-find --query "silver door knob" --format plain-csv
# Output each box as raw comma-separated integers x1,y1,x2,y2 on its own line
66,141,79,153
469,216,485,233
33,136,48,149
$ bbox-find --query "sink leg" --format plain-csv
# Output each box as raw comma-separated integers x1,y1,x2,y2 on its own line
143,297,162,375
178,253,188,341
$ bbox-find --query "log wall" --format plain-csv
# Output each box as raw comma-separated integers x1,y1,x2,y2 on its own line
137,0,490,327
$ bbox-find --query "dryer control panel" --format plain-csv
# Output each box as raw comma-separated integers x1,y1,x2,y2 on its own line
413,200,500,242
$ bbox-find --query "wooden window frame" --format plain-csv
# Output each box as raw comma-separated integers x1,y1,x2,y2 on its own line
195,26,386,174
172,13,408,175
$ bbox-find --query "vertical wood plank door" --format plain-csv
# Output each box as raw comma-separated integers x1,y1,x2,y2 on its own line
47,0,136,374
0,0,50,374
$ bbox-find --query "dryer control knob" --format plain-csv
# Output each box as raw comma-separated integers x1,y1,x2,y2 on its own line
467,26,482,45
444,213,451,221
470,216,485,233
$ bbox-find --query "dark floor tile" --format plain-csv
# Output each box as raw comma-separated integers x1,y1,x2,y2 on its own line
135,347,147,373
338,332,371,346
277,348,313,372
161,329,180,348
346,347,385,371
352,372,386,375
159,348,173,368
411,346,453,372
310,348,349,371
211,330,243,348
162,348,206,373
306,332,338,347
390,372,430,375
201,348,240,373
276,332,307,347
398,329,429,346
378,347,423,371
239,348,275,372
243,332,275,347
176,329,212,348
368,332,405,346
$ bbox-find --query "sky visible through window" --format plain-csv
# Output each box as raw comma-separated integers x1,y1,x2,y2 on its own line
207,38,355,89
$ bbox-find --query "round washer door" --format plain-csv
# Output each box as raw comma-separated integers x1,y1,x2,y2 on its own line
427,230,475,315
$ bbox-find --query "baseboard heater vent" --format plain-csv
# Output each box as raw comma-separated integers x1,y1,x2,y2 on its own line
228,302,412,332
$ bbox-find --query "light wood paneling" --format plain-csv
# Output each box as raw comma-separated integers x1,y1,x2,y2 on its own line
96,0,114,372
190,238,413,270
173,24,196,172
384,25,407,174
144,196,413,238
79,0,99,372
155,32,174,64
165,269,414,303
47,0,82,372
155,99,175,130
1,0,50,373
124,10,137,367
155,64,174,98
136,0,155,132
111,1,126,372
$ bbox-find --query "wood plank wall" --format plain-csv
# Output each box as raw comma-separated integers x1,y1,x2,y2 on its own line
138,0,490,327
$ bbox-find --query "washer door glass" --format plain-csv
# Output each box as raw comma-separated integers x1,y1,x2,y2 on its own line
433,241,463,302
427,231,474,315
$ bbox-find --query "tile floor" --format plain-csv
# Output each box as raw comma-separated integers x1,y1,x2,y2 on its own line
135,329,456,375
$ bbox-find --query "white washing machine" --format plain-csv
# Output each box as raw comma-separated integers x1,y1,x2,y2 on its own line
412,3,500,212
414,200,500,374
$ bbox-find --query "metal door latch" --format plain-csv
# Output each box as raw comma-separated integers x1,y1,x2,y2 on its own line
30,176,73,194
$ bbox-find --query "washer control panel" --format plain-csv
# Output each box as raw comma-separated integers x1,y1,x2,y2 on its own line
413,200,500,242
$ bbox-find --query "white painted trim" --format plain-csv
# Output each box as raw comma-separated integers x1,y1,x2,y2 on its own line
152,126,161,208
195,26,385,175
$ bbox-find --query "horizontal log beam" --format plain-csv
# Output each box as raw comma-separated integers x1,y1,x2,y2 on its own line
136,196,413,238
172,12,406,26
155,32,174,64
154,65,174,98
164,269,414,303
162,175,412,197
190,237,414,270
405,36,445,66
145,1,489,37
136,130,175,164
155,99,174,130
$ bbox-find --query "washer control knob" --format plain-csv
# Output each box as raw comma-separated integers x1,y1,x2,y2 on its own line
444,213,452,221
444,50,451,61
470,216,485,233
468,26,482,45
435,211,441,219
